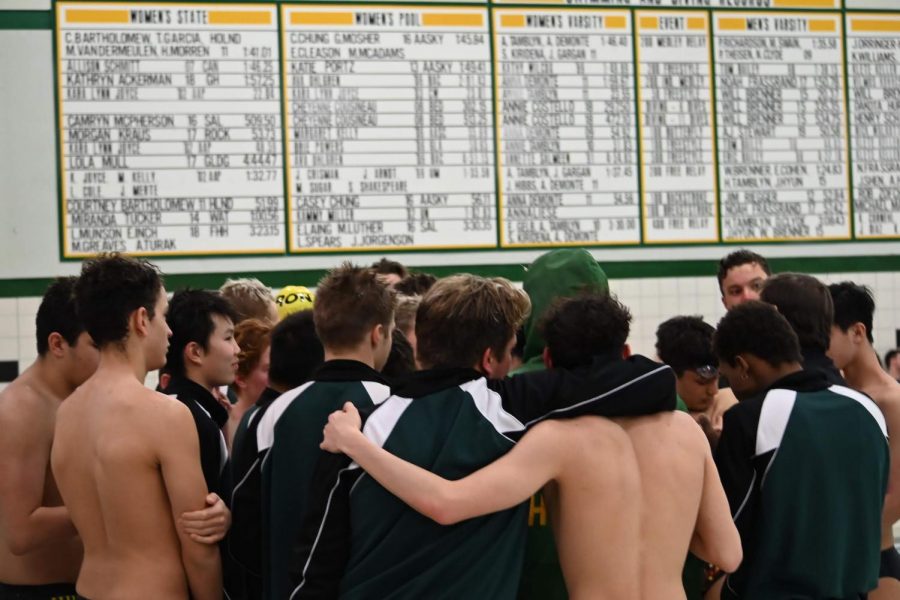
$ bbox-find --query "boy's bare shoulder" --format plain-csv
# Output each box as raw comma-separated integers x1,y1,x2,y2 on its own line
143,388,194,421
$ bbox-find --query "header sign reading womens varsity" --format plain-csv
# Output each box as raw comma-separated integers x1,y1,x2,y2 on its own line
55,0,900,258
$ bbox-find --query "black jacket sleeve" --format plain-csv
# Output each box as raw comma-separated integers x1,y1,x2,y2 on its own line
487,354,676,435
288,406,378,599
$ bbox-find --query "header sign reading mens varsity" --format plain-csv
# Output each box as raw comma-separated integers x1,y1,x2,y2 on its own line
54,0,900,258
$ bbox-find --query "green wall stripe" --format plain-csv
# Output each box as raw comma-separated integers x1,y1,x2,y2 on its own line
0,254,896,297
0,11,52,30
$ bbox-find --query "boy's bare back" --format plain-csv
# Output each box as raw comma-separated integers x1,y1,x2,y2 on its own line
540,417,642,600
613,411,739,600
0,372,81,585
52,373,215,600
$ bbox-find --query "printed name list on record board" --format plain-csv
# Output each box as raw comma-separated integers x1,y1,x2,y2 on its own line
494,9,641,247
714,11,852,242
848,14,900,238
57,3,285,257
282,5,497,252
637,12,719,243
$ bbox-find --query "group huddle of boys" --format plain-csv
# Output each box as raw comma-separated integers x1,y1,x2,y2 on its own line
0,248,897,600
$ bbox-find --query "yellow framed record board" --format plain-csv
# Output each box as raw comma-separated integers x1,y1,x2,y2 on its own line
53,0,900,258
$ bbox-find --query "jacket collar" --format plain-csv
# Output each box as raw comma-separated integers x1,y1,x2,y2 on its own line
166,374,229,428
312,359,391,386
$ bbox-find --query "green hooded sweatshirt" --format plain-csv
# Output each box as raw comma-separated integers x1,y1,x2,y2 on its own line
513,248,694,600
513,249,609,599
513,248,609,376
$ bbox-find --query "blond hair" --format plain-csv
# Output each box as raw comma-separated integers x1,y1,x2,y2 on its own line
219,278,276,325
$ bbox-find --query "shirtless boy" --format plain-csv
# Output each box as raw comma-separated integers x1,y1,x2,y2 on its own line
828,282,900,599
51,254,221,600
0,277,98,599
322,293,741,599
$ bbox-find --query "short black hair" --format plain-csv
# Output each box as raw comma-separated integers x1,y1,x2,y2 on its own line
371,257,408,278
886,349,898,368
511,325,526,360
760,273,833,352
656,316,717,376
541,293,631,369
382,328,415,378
714,301,802,367
717,250,771,293
393,272,437,296
36,277,83,355
165,289,237,378
269,310,324,389
75,254,162,349
828,282,875,344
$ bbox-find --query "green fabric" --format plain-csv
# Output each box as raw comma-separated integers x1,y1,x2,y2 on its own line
343,385,526,599
676,394,689,413
514,249,608,599
516,248,609,372
517,492,567,600
264,382,378,600
726,390,888,599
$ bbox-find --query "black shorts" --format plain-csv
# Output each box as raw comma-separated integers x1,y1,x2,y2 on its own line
880,546,900,582
0,582,77,600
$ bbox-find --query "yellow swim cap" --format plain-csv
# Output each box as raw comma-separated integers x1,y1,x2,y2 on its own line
275,285,315,320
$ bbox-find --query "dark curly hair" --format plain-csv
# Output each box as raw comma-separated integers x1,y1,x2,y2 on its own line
541,293,631,369
656,316,716,376
714,301,802,367
75,254,162,349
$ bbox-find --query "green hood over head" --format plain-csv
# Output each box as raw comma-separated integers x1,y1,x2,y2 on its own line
516,248,609,373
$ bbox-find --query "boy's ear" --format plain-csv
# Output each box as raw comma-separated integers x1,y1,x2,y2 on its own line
184,341,205,367
542,347,553,369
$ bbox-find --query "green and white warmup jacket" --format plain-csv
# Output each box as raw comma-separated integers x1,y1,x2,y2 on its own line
288,354,676,600
235,360,393,600
715,370,889,600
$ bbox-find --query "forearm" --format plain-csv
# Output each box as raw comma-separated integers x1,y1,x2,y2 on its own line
496,357,676,427
6,506,76,555
182,543,223,600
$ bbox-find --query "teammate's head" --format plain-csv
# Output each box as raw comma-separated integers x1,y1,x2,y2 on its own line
886,349,900,380
827,282,875,370
656,316,719,413
381,328,416,378
520,248,609,370
268,310,324,391
714,301,803,400
394,294,421,353
219,277,278,325
370,257,409,287
760,273,833,353
36,276,99,388
393,272,437,297
541,293,630,370
75,254,168,371
166,289,239,389
314,263,396,371
234,318,272,404
717,250,771,310
415,274,530,377
274,285,315,320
